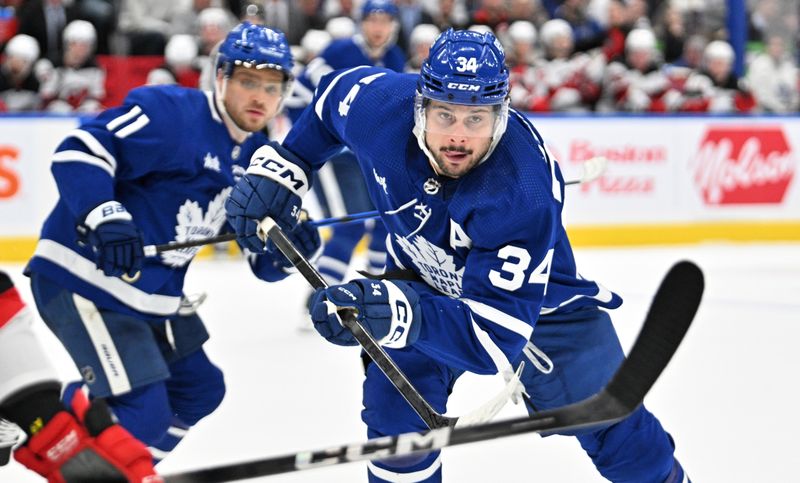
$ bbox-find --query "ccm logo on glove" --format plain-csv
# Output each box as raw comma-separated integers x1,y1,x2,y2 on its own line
247,145,309,197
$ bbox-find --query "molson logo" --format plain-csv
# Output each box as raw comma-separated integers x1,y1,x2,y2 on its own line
692,126,795,204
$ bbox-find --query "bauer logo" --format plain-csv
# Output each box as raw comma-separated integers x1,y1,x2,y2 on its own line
691,126,795,204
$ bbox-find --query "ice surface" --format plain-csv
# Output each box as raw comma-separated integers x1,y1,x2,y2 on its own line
1,242,798,482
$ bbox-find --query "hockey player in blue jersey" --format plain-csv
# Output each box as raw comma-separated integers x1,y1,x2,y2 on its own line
286,0,408,287
226,29,689,482
23,22,321,464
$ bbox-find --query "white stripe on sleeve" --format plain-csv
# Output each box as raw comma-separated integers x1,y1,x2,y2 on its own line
114,114,150,138
65,129,118,172
105,105,142,131
51,150,115,177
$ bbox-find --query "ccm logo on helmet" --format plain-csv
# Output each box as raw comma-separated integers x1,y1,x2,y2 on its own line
446,82,480,92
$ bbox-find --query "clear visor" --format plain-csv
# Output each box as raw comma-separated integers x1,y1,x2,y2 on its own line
414,95,505,138
233,77,291,97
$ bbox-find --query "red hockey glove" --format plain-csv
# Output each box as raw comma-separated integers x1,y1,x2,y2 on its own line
14,386,161,483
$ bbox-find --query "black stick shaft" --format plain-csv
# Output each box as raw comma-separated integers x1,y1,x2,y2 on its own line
144,211,382,256
163,261,702,483
263,218,453,430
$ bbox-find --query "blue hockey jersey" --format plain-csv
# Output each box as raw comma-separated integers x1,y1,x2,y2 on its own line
283,67,622,375
286,36,406,122
26,85,287,318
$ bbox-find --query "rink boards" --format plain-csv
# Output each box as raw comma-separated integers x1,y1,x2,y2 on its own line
1,113,799,261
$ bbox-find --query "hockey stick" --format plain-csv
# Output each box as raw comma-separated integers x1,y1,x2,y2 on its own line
567,155,606,185
257,217,522,430
162,260,703,483
142,157,608,257
142,211,379,257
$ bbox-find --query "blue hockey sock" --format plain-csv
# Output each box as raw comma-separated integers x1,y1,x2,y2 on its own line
149,416,190,463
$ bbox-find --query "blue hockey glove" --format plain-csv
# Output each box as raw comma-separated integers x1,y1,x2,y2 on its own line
77,201,144,278
225,144,310,254
309,279,422,348
269,217,323,270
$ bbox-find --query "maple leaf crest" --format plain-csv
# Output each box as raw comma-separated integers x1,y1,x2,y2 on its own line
160,187,232,267
394,234,464,298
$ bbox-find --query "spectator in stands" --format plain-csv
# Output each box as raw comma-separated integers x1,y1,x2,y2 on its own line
393,0,434,53
515,18,604,112
117,0,192,55
428,0,469,32
38,19,105,112
508,0,549,26
287,0,328,45
555,0,606,52
260,0,323,45
601,0,632,64
16,0,78,62
670,33,706,69
197,7,236,57
600,28,680,112
747,34,799,113
322,0,357,20
658,4,685,63
680,40,756,113
471,0,509,31
146,34,201,87
240,2,267,24
325,15,356,39
0,33,42,111
405,23,439,72
504,20,538,69
299,28,333,65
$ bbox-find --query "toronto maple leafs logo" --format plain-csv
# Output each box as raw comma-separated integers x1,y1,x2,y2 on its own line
394,234,464,298
160,188,232,267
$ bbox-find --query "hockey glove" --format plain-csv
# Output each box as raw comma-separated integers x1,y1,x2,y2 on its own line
268,217,323,271
309,279,422,348
14,384,161,483
225,144,310,253
77,201,144,278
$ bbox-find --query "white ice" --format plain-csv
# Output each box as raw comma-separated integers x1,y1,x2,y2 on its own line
1,242,798,482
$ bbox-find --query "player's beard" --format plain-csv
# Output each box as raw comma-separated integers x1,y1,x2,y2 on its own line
430,144,486,178
230,102,270,133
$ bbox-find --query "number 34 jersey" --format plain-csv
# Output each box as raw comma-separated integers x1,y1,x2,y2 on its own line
284,66,622,374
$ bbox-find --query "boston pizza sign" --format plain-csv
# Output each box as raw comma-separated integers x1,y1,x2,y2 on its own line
692,126,795,204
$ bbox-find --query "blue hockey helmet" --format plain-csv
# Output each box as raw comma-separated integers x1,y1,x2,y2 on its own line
216,22,293,81
361,0,399,19
419,28,509,106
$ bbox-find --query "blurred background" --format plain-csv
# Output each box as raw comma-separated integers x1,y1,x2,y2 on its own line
0,0,797,259
0,1,798,481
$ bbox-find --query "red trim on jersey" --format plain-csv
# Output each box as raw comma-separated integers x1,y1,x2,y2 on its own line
0,286,25,329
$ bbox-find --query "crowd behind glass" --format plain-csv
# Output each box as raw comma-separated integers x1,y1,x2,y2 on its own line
0,0,797,115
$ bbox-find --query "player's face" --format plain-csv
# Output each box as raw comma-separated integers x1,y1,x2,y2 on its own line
361,13,394,49
423,100,495,178
222,66,285,132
